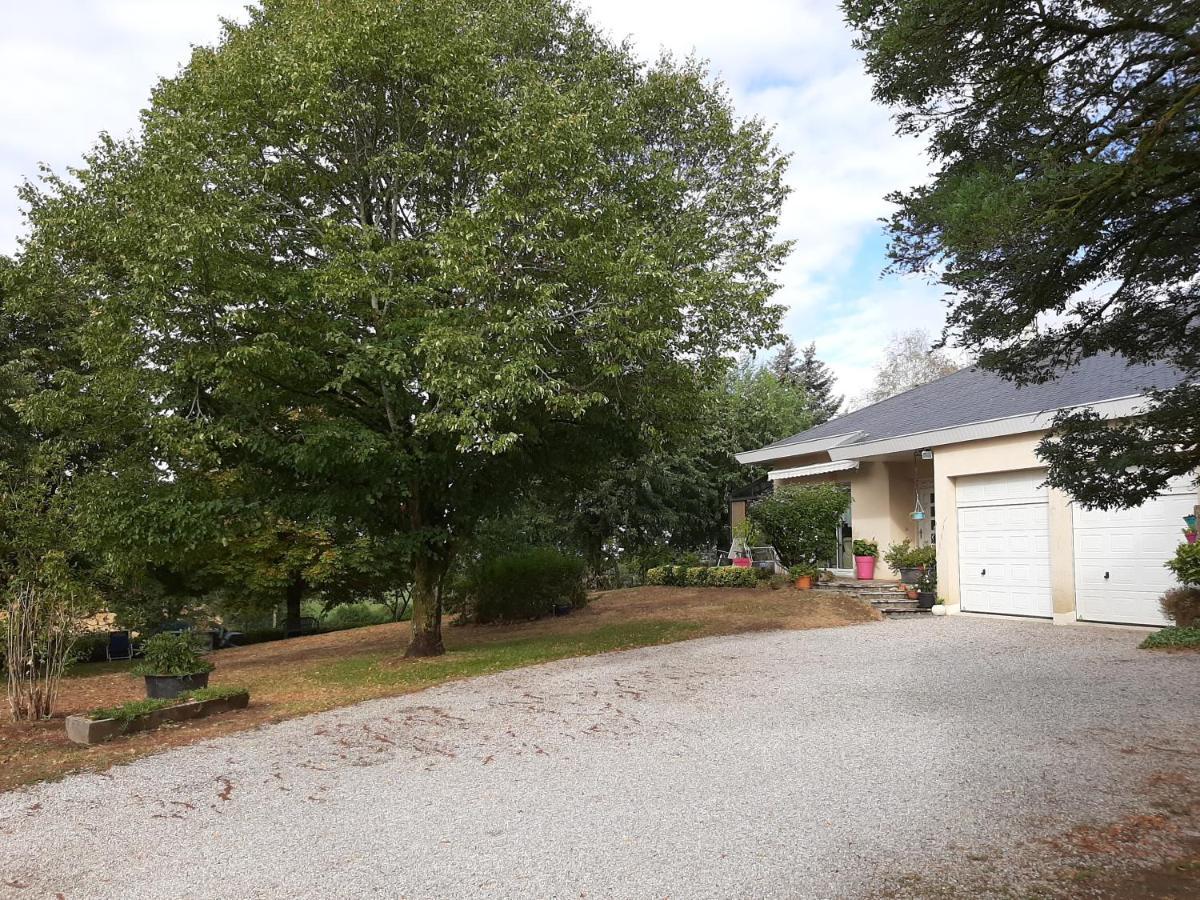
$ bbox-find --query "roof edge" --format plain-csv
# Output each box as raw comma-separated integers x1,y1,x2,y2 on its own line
826,394,1149,461
735,431,865,466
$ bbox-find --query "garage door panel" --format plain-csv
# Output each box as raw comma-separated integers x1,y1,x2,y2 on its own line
957,470,1052,618
1073,479,1196,626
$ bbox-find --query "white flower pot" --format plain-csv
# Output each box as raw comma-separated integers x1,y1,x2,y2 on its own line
931,605,947,616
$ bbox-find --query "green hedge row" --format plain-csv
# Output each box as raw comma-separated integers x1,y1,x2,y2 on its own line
645,565,764,588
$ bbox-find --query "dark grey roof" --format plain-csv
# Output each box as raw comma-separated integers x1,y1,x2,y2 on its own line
762,354,1187,451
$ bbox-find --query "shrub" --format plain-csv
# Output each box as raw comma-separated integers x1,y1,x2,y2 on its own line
706,566,759,588
852,538,879,558
883,540,917,570
747,483,851,566
646,565,698,586
88,684,248,721
790,563,819,580
470,548,587,624
1139,626,1200,650
1160,586,1200,627
883,541,935,571
1166,541,1200,585
132,632,214,677
321,602,392,631
89,698,174,722
684,567,711,587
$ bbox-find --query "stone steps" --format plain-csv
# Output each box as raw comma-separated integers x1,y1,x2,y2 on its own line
824,581,932,616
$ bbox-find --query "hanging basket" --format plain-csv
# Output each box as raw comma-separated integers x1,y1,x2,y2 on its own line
910,510,926,521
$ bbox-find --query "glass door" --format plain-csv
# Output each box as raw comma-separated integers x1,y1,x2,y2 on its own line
832,483,853,571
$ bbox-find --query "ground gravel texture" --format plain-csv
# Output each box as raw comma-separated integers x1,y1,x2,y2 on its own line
2,616,1198,899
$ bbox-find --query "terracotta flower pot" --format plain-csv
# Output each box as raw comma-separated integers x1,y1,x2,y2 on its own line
795,575,813,591
905,588,919,600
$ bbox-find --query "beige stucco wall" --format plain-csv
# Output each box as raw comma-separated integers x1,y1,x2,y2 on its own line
933,430,1076,618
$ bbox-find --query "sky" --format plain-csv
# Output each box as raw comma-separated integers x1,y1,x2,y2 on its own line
0,0,947,398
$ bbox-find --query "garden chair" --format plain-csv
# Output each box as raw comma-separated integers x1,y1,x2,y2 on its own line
105,630,137,661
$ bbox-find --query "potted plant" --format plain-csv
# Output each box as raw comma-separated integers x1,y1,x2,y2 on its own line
133,632,215,699
915,566,937,609
884,540,921,584
790,563,819,591
905,585,919,600
931,597,947,616
852,538,879,580
1183,525,1198,545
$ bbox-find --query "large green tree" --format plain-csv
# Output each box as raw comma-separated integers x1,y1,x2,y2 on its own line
771,339,841,423
14,0,789,655
846,1,1200,507
563,360,814,567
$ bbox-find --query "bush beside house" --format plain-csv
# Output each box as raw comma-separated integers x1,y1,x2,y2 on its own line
747,484,850,566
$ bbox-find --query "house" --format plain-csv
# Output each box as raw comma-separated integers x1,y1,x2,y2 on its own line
734,354,1193,627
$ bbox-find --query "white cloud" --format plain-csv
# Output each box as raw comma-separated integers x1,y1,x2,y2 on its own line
0,1,248,252
0,0,947,394
784,278,954,400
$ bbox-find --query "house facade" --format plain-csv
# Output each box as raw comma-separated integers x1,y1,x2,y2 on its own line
734,354,1194,627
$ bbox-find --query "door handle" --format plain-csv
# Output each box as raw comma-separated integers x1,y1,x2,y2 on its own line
980,569,986,577
1104,571,1110,580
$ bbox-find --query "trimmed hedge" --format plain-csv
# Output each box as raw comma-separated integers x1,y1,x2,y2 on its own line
646,565,762,588
470,548,588,624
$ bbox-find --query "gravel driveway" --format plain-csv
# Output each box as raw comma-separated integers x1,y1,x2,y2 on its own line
2,617,1198,899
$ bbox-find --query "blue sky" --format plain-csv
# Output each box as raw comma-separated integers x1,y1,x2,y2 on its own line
0,0,948,397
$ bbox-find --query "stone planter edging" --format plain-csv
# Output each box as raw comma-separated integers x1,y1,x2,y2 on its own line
65,691,249,745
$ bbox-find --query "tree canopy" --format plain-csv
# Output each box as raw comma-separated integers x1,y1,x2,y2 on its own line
846,1,1200,507
771,340,841,423
7,0,790,655
854,329,961,408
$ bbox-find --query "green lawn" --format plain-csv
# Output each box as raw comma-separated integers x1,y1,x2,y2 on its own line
310,620,702,689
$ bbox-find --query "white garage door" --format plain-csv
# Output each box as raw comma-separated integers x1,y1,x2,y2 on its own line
956,470,1052,617
1073,479,1197,626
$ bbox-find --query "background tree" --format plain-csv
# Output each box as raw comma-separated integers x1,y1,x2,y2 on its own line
478,358,814,579
771,339,842,423
0,234,104,719
854,329,962,408
15,0,790,656
846,1,1200,507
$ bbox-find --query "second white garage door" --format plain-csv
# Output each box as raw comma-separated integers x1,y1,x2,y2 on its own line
956,470,1052,617
1073,479,1196,626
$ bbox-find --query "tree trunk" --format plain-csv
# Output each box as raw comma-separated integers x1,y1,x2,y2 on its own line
406,550,445,657
285,573,305,635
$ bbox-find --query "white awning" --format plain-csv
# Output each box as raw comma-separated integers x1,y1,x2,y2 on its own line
766,459,860,482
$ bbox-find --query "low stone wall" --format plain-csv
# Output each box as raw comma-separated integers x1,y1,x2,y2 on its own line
65,692,250,745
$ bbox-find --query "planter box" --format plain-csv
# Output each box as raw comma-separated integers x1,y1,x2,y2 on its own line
65,691,249,746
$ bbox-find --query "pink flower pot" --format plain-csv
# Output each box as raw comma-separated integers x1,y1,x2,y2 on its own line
1187,532,1197,544
854,555,877,580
